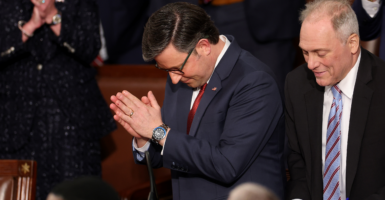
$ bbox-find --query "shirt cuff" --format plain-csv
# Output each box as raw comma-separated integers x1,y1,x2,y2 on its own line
362,0,381,18
160,136,167,156
132,138,150,161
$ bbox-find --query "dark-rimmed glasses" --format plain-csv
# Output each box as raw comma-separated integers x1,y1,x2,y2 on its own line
155,36,208,75
155,47,194,75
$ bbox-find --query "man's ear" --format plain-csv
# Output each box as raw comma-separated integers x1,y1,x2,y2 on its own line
196,39,211,56
348,33,360,54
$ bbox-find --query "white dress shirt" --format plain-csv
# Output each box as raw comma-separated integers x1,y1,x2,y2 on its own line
292,52,362,200
321,52,361,200
362,0,381,18
133,35,231,160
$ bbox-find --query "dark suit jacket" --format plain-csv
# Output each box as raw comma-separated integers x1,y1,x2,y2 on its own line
285,48,385,200
135,36,286,200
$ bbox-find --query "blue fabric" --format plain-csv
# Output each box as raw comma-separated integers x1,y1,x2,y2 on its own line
323,86,343,200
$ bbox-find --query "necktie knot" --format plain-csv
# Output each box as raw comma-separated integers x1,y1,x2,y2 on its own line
331,85,342,100
200,83,207,93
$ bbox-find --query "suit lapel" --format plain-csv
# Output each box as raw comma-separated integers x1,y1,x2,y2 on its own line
176,83,193,133
189,73,222,137
346,49,373,197
188,35,241,137
304,81,324,193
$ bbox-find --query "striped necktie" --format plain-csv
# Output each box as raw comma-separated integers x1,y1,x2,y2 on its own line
323,85,343,200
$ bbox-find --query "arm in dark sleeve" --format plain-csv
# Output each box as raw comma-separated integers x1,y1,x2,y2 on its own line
285,76,311,200
0,3,30,67
51,0,101,64
352,0,383,41
162,71,283,184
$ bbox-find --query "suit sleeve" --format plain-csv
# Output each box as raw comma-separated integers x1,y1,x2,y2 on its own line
51,0,101,64
160,71,283,184
0,2,30,67
285,76,311,200
352,0,383,41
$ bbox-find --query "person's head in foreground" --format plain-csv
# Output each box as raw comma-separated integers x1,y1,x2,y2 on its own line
46,176,120,200
142,2,223,89
299,0,360,87
227,182,279,200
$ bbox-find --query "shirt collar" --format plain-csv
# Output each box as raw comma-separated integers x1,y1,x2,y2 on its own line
207,35,231,84
325,51,361,99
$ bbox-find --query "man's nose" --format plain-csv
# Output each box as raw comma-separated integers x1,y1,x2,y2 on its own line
307,54,319,70
169,72,182,84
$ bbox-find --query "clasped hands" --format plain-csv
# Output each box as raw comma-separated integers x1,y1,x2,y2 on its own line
110,91,164,147
22,0,59,41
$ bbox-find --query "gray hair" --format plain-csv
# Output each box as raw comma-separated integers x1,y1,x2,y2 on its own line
227,183,279,200
300,0,359,44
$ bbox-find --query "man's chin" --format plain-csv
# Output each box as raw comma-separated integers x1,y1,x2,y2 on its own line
315,78,331,87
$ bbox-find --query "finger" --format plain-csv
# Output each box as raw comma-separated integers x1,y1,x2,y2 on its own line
116,92,137,109
113,115,143,138
109,103,123,115
141,96,151,106
122,90,145,108
114,99,134,116
147,91,161,110
115,106,134,124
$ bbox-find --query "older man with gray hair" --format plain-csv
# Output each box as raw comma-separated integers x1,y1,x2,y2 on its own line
285,0,385,199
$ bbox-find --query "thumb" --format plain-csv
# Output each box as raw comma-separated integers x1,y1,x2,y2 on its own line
147,91,160,110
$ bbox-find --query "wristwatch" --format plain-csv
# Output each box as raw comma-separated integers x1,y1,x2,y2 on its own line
48,11,62,25
152,124,169,143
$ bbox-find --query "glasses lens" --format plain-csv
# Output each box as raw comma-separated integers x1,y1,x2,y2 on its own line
170,70,183,75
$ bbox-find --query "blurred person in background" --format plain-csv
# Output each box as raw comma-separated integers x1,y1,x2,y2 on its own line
46,176,120,200
228,183,279,200
0,0,116,199
353,0,385,60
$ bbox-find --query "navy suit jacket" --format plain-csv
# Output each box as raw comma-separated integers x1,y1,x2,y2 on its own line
134,36,285,200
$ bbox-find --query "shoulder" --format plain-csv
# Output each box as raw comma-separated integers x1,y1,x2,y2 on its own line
286,63,314,89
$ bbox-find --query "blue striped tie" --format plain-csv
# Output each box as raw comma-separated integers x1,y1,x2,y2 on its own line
323,85,342,200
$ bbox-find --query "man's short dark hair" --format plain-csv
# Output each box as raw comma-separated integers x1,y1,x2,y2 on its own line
142,2,220,62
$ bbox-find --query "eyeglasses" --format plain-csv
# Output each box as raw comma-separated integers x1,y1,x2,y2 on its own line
155,36,208,75
155,47,194,75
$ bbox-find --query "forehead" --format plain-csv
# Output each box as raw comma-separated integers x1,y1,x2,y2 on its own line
299,17,338,51
154,43,187,68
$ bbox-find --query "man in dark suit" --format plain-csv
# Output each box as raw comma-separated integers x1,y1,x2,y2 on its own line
286,0,385,200
110,2,285,200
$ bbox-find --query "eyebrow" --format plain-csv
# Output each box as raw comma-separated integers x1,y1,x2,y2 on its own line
157,62,184,69
298,46,329,52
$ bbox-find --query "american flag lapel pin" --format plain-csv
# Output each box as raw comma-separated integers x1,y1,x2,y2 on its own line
212,87,217,91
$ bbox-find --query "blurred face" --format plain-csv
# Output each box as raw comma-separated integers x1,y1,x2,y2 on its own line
299,17,355,86
155,41,213,88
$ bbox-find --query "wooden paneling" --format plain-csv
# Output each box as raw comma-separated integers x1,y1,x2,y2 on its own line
98,65,171,194
0,160,37,200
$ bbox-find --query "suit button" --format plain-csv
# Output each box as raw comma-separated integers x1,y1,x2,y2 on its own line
37,64,43,70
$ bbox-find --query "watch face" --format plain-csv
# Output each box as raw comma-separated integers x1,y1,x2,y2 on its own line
153,127,166,140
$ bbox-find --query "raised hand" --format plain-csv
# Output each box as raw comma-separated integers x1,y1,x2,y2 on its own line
30,0,57,20
110,90,163,139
